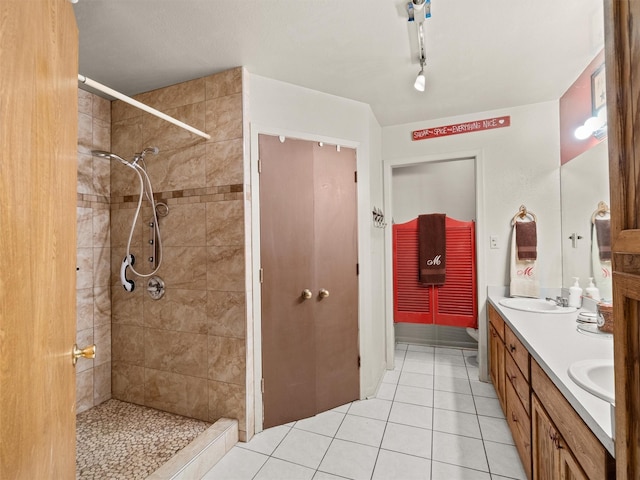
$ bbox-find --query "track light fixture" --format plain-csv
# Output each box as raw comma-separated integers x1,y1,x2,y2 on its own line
414,60,426,92
414,22,427,92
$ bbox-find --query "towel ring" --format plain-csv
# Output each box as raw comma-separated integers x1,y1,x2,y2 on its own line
591,201,610,224
511,205,537,225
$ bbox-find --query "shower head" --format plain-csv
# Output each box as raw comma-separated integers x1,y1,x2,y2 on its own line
91,150,131,166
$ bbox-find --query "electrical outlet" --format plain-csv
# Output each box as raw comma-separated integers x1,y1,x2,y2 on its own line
490,235,499,249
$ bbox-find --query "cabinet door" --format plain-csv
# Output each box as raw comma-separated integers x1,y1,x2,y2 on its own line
532,394,559,480
559,447,588,480
489,324,506,414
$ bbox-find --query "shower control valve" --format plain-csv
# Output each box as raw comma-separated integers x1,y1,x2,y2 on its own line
147,276,165,300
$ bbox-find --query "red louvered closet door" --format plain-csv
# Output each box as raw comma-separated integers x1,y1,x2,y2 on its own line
393,217,477,328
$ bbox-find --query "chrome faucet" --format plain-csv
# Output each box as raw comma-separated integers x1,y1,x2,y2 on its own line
546,296,569,307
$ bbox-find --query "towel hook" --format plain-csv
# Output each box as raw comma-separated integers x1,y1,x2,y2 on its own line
511,204,537,225
591,201,610,224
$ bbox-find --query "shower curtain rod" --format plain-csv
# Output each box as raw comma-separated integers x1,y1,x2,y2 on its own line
78,74,211,140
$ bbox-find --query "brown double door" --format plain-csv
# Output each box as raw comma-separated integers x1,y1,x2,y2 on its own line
259,134,359,429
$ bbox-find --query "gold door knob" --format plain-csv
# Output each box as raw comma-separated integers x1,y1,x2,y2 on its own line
319,289,330,298
72,344,96,366
301,289,313,300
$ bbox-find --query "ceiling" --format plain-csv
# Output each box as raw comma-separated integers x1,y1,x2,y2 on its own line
73,0,604,127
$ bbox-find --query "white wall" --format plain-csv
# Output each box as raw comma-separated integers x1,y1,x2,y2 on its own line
392,159,476,224
384,101,563,289
247,73,386,432
383,100,563,380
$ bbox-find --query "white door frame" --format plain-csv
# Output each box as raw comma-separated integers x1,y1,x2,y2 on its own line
382,150,489,381
249,123,363,434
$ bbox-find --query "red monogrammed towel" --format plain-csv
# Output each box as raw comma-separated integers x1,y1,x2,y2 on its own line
418,213,446,285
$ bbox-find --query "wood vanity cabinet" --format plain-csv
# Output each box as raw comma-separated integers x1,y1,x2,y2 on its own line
532,394,588,480
489,304,532,478
487,304,615,480
488,306,506,414
531,360,615,480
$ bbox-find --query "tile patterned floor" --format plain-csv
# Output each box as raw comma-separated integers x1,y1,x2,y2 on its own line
76,399,211,479
202,344,527,480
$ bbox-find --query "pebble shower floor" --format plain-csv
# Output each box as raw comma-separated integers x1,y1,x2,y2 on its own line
76,399,211,479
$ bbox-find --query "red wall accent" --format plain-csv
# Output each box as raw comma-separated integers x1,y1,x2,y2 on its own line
559,49,605,165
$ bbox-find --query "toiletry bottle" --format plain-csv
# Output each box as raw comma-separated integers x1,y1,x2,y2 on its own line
585,277,600,301
569,277,582,308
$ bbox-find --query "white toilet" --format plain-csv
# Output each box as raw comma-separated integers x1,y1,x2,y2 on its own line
466,327,479,366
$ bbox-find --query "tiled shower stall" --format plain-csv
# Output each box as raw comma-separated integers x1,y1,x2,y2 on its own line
75,67,253,441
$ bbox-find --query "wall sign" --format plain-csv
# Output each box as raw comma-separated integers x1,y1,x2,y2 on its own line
412,115,511,141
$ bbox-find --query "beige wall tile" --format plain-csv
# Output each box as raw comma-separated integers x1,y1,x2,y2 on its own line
93,247,111,287
77,287,94,332
205,68,242,99
93,94,111,122
138,77,205,111
111,99,140,123
76,370,94,414
77,247,94,289
78,112,93,150
143,289,208,334
205,139,243,187
94,323,111,366
111,287,144,326
206,199,244,246
77,207,93,248
207,291,246,339
93,117,110,152
161,246,207,290
77,153,93,195
146,144,207,192
145,368,209,421
112,324,145,365
145,328,208,378
143,103,206,153
110,207,143,249
208,336,245,385
208,380,246,429
205,94,242,143
93,361,112,405
159,202,206,247
93,156,110,198
78,89,93,116
93,285,111,326
92,208,110,247
207,246,245,291
112,361,145,404
112,116,143,160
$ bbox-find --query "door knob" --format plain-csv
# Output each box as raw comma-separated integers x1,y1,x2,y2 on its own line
72,344,96,366
301,289,313,299
319,289,330,298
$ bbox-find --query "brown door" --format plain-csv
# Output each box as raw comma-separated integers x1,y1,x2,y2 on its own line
259,135,359,428
605,1,640,478
0,0,78,478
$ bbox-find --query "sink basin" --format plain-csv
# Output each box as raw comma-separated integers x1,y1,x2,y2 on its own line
499,297,577,314
568,359,615,403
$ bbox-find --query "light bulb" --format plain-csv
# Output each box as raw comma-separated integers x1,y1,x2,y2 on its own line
584,116,604,131
414,71,426,92
574,125,592,140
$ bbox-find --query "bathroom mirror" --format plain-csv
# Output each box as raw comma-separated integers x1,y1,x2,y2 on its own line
560,139,610,290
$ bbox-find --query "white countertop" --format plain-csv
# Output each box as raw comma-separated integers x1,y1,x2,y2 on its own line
487,292,615,456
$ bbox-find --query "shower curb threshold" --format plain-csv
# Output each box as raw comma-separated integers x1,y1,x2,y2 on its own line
146,418,238,480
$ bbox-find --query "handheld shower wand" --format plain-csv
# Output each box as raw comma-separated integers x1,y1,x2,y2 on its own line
91,147,164,291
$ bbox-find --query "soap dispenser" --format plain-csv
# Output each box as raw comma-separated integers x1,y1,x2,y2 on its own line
569,277,582,308
585,277,600,301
